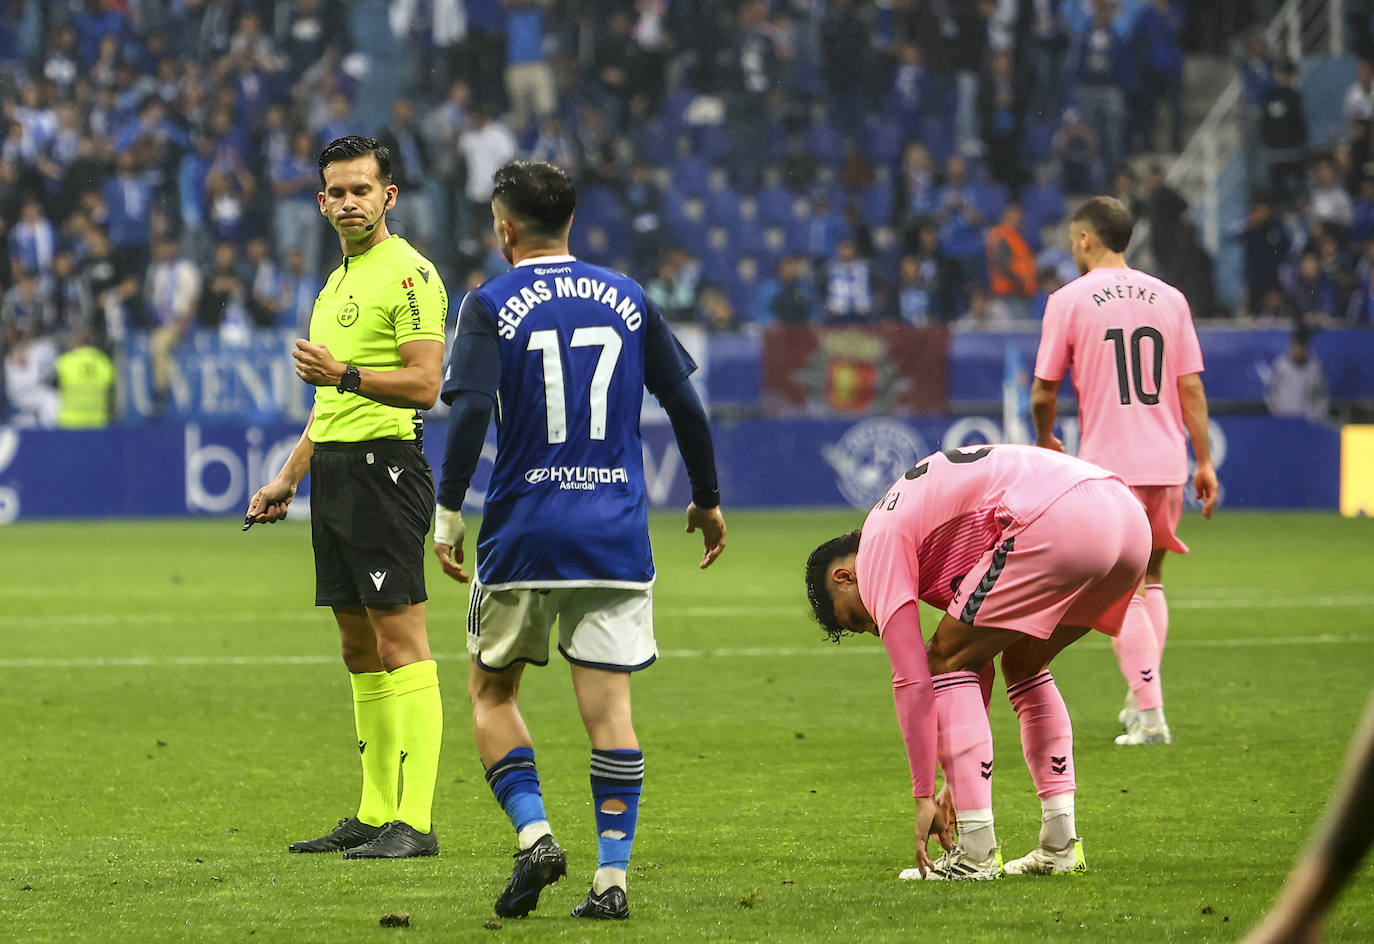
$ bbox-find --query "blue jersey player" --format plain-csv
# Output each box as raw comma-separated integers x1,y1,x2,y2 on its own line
433,161,727,921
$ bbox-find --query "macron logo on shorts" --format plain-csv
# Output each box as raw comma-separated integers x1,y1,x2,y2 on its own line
370,570,387,591
387,465,403,484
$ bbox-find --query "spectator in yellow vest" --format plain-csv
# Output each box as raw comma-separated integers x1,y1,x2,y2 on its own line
56,330,116,429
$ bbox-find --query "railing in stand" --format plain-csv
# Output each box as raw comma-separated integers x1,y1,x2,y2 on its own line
1129,0,1344,268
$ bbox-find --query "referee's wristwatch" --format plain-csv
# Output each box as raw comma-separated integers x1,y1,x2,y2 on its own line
337,364,362,393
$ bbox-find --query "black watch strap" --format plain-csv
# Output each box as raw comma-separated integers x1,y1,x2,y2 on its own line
337,364,361,393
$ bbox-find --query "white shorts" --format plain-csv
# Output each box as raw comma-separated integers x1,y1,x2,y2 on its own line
466,583,657,673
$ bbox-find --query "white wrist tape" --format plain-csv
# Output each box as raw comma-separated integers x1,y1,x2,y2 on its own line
434,504,465,548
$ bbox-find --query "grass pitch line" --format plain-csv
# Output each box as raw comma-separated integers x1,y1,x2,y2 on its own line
0,654,343,668
0,649,875,669
1075,633,1370,649
5,594,1374,630
0,634,1368,669
1169,595,1374,609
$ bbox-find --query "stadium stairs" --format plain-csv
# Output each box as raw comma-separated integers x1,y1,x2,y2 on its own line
1129,0,1357,312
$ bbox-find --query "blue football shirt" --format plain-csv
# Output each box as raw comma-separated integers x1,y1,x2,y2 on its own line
441,255,696,588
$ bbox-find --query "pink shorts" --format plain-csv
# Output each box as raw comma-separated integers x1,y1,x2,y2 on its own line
1130,484,1189,554
946,478,1150,640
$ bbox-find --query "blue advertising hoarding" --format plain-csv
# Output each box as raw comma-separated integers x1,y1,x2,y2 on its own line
0,413,1341,523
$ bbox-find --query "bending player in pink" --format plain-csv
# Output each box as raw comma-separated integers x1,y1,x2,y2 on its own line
805,444,1150,878
1032,196,1218,746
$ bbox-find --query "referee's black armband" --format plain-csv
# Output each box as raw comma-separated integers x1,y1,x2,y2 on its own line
655,377,720,509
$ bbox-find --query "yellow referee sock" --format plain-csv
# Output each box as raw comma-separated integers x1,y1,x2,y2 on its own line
392,659,443,834
350,671,400,828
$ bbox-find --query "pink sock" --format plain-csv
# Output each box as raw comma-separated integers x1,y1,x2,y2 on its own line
1112,595,1163,711
977,662,996,711
1144,584,1168,654
1007,670,1075,798
934,671,994,812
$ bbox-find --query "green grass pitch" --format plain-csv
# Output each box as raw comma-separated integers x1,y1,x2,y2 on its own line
0,510,1370,942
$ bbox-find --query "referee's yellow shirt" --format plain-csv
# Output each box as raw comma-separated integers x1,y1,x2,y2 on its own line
308,235,448,443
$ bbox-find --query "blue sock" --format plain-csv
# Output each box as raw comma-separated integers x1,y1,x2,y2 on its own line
486,747,547,834
590,749,644,872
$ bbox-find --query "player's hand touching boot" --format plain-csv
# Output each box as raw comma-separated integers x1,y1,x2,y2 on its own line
910,794,946,877
930,785,957,851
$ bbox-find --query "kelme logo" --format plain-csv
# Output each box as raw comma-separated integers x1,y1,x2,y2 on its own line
337,301,360,327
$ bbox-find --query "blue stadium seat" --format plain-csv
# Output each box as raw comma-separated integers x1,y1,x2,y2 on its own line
765,126,789,164
922,116,956,164
568,225,597,259
1020,181,1067,249
944,177,1009,224
1023,116,1058,165
791,60,823,97
749,246,781,280
670,156,712,199
961,154,988,183
733,214,768,257
641,116,677,165
660,92,695,129
805,120,845,168
782,216,812,256
873,229,904,274
763,226,788,258
757,184,795,228
693,124,732,164
578,185,622,225
729,257,763,318
669,198,711,257
696,225,734,282
677,227,712,260
662,193,692,233
860,180,895,227
864,119,906,169
703,181,742,229
700,251,735,286
978,180,1010,221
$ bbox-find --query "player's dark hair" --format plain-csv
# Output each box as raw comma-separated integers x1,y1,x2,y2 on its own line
491,160,577,238
805,530,862,644
1070,196,1134,253
318,135,393,187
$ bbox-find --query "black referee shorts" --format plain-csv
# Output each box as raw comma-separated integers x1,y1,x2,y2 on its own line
310,439,434,608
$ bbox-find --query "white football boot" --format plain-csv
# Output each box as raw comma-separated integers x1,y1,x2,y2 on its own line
1003,839,1086,876
1114,712,1172,745
1118,690,1138,731
899,846,1003,881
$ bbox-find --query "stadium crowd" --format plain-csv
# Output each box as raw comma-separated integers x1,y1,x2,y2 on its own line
0,0,1367,426
1238,43,1374,326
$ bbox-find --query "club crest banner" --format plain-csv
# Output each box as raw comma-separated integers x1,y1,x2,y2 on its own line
760,324,949,416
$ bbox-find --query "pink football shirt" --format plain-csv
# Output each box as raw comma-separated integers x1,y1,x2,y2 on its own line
1034,266,1204,485
856,444,1118,634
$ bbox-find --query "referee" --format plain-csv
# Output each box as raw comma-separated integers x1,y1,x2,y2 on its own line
246,136,448,859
